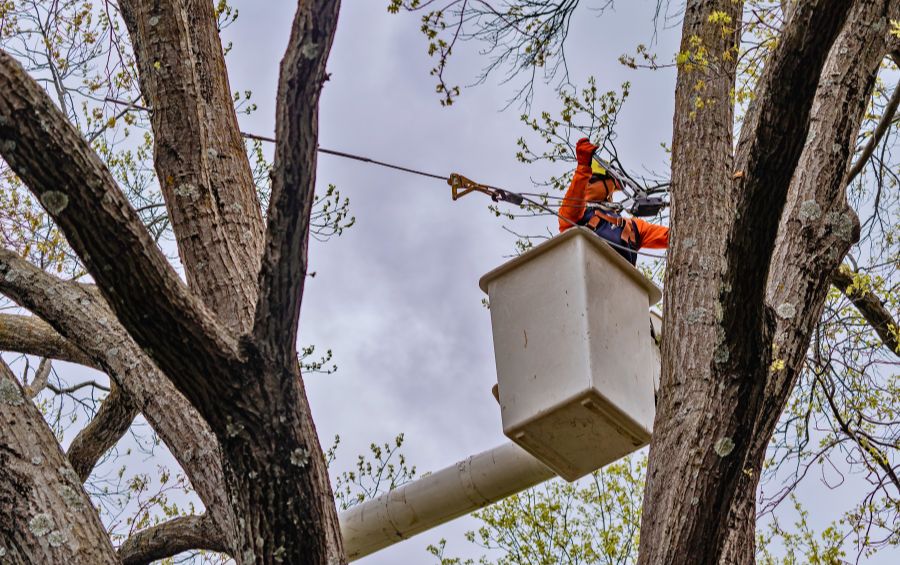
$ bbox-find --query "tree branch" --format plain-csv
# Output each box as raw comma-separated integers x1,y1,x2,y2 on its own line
66,381,138,482
117,514,227,565
0,359,118,564
0,313,94,367
118,0,265,333
0,248,233,543
23,358,51,399
252,0,341,364
643,2,864,563
728,1,855,319
720,2,899,561
846,60,900,184
831,266,900,356
0,49,242,427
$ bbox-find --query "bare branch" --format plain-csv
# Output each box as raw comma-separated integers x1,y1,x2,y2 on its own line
0,359,118,564
23,358,51,399
846,63,900,184
252,0,341,364
48,381,111,395
66,381,138,482
0,50,243,427
118,0,265,333
117,514,227,565
0,313,94,367
830,266,900,356
819,374,900,495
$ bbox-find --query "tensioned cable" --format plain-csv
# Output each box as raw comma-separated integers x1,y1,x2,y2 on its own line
240,132,667,260
100,99,665,259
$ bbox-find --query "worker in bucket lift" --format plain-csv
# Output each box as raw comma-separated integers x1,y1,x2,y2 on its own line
558,138,669,264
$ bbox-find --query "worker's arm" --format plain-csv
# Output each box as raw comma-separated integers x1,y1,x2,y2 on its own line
559,138,597,232
558,164,592,232
633,218,669,249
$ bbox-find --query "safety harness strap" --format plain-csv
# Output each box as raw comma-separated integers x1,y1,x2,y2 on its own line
586,210,638,247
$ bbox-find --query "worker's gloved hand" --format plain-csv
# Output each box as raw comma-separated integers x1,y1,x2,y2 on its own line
575,138,598,167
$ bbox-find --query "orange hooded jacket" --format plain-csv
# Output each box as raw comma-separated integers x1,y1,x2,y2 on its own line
558,162,669,249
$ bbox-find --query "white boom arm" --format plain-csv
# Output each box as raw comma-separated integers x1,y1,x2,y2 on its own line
340,441,555,560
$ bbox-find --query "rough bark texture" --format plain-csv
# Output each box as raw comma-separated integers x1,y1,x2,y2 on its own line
119,0,265,334
639,0,742,561
222,1,346,562
0,249,231,552
0,49,240,430
66,381,139,482
640,1,863,564
726,6,900,556
720,6,899,559
0,313,94,367
118,514,227,565
0,360,118,564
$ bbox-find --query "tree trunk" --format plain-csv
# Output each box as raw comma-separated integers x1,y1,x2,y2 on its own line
720,1,898,560
0,0,346,561
0,361,118,564
639,1,865,563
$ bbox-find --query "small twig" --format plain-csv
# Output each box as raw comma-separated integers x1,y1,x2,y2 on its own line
47,379,111,395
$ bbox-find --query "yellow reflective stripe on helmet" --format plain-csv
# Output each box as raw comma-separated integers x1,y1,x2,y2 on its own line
591,157,607,176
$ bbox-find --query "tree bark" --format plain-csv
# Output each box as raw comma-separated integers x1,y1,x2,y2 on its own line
0,48,241,430
720,4,899,559
0,360,118,564
639,0,742,561
0,248,232,551
0,314,94,367
66,381,138,482
640,1,860,563
118,514,227,565
119,0,265,334
222,1,346,562
1,0,347,561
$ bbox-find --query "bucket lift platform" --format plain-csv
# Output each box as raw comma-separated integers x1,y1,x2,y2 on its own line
340,227,662,559
480,226,661,481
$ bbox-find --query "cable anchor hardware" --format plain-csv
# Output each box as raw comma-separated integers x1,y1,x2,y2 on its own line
448,173,524,205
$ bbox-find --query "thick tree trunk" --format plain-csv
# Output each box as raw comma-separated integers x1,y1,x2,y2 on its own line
0,361,118,564
639,1,862,563
719,2,898,560
119,0,265,334
0,0,345,561
218,361,341,563
221,1,346,561
637,0,742,561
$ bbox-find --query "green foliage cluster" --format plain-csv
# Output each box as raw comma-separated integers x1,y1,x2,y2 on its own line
429,454,645,565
